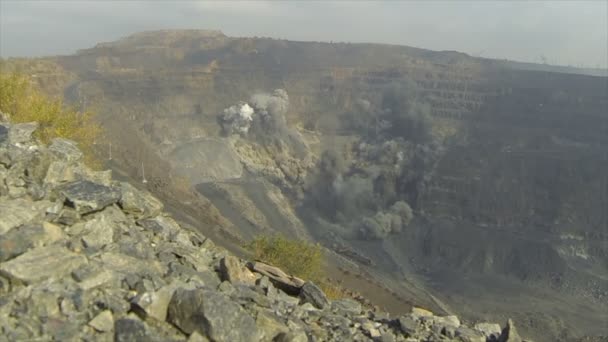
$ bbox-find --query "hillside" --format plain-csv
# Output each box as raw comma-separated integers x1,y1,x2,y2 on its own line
0,118,533,341
2,30,607,341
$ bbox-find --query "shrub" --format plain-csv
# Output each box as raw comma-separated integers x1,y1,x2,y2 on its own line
247,234,324,281
246,234,349,299
0,72,101,167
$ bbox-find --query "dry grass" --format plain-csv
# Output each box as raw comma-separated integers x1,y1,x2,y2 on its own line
0,72,101,167
246,234,350,299
247,234,324,281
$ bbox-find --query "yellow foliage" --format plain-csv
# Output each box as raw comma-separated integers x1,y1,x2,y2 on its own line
0,72,101,167
247,234,324,282
318,280,348,300
247,234,347,299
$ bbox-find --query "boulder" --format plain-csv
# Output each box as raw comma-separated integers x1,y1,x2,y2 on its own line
48,138,82,163
219,255,256,286
131,284,180,321
57,180,121,214
44,160,80,186
0,245,87,284
80,213,115,249
167,288,258,341
255,311,288,340
247,261,305,295
0,198,50,235
99,252,165,278
475,322,502,340
72,264,116,290
188,331,210,342
498,319,523,342
0,124,8,144
456,326,487,342
299,281,329,309
398,316,419,336
118,182,163,219
8,122,38,144
89,310,114,332
411,307,434,318
0,222,65,262
274,331,308,342
114,316,152,342
137,215,181,239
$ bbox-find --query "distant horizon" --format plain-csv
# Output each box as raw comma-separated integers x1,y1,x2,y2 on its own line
2,28,607,74
1,1,606,70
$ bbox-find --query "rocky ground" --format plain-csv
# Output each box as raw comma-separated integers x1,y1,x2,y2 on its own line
0,120,527,341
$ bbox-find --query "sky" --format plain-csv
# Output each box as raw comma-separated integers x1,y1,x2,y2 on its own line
1,0,607,68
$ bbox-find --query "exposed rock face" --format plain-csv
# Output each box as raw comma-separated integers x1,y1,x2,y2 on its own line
0,120,526,341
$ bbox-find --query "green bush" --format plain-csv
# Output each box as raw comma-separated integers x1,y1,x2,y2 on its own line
0,72,101,167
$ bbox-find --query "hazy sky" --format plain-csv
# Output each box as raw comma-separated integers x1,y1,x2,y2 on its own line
1,1,607,68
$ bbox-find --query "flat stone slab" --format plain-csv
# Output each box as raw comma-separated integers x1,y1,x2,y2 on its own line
8,122,38,144
99,252,165,277
58,180,121,214
118,182,163,219
247,261,305,295
0,199,51,235
0,245,87,284
48,138,83,163
167,288,258,341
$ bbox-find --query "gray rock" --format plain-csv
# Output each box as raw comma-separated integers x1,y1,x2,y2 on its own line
0,124,8,144
219,255,256,286
475,322,502,340
44,160,80,186
498,319,522,342
256,275,279,299
399,316,419,336
331,298,362,315
0,222,65,261
99,252,166,277
218,280,236,295
138,215,181,239
188,331,210,342
232,284,271,308
118,182,163,219
274,331,309,342
0,245,87,284
380,332,395,342
436,315,461,328
8,122,38,144
255,310,288,340
55,207,81,226
167,288,258,341
248,261,305,295
456,326,487,342
89,310,114,332
81,213,115,249
410,307,434,319
114,316,151,342
71,263,116,290
131,283,180,321
362,321,382,338
299,281,329,309
48,138,83,163
0,198,50,235
57,180,121,214
79,168,113,186
0,166,7,196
